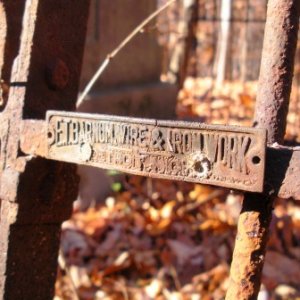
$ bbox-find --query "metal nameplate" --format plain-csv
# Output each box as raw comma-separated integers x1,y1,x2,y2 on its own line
46,111,266,192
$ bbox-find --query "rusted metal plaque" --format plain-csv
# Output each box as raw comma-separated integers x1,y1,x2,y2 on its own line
46,111,266,192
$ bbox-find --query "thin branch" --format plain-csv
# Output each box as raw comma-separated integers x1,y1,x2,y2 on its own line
77,0,177,107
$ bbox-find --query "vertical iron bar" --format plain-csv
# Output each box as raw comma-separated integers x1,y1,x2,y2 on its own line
226,0,300,299
0,1,91,299
254,0,300,145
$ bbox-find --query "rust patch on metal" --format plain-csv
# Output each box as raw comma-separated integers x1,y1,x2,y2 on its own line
20,120,47,158
46,111,266,192
0,0,91,298
254,0,300,145
227,1,300,298
226,193,272,300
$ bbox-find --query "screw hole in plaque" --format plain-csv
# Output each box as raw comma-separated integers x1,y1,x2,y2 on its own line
192,155,211,179
194,161,204,173
47,131,53,139
252,156,261,165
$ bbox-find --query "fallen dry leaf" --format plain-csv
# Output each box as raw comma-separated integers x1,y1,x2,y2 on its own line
263,251,300,288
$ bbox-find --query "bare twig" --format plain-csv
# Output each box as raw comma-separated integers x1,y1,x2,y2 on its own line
77,0,176,107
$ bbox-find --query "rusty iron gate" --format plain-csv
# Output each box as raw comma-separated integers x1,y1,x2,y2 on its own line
0,0,299,299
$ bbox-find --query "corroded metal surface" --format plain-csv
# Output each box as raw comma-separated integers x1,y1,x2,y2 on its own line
46,111,266,192
254,0,300,145
0,1,90,299
21,120,300,200
21,119,300,202
266,145,300,200
227,1,300,299
226,193,272,300
0,0,25,110
1,1,299,299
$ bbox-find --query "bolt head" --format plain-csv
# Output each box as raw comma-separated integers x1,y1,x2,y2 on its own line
46,59,69,90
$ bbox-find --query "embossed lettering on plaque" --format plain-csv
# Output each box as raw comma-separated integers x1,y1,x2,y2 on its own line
46,111,266,192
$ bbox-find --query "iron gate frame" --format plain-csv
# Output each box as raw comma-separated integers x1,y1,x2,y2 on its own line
0,0,299,299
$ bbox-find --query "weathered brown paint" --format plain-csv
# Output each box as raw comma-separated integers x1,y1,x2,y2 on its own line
226,1,300,299
0,1,90,299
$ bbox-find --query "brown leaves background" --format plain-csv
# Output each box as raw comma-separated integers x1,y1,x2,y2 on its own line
55,168,300,299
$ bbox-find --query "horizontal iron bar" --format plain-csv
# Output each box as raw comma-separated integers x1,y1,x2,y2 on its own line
21,111,266,193
20,113,300,199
